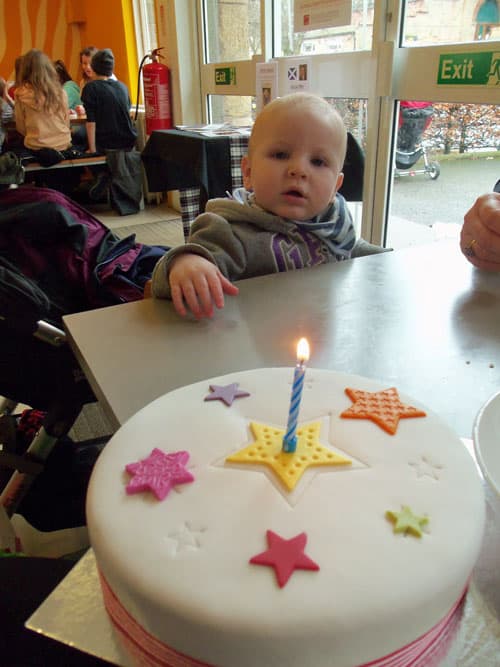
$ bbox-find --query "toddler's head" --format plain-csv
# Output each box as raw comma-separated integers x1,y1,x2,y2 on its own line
242,93,347,221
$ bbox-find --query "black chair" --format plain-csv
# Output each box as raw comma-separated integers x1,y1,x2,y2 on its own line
339,132,391,257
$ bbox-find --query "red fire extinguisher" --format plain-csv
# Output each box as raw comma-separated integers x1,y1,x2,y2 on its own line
142,47,172,135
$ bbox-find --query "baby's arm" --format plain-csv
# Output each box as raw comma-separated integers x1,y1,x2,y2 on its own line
169,254,239,319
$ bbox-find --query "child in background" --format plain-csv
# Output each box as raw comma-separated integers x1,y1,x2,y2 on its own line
151,93,356,319
5,56,23,107
81,49,136,155
0,77,14,151
81,49,139,205
79,45,98,90
14,49,71,159
79,45,117,90
54,59,82,110
54,59,86,150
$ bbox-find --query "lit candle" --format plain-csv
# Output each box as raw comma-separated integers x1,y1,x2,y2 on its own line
282,338,310,453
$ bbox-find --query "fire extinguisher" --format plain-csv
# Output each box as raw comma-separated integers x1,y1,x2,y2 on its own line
138,47,172,135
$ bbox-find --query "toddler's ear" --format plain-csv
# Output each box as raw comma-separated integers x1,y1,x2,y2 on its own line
335,172,344,193
241,155,252,190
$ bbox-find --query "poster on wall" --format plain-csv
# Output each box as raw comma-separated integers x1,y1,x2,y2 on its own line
283,57,312,95
256,61,279,112
294,0,352,32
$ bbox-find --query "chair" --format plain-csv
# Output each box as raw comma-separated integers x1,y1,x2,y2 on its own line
340,132,391,257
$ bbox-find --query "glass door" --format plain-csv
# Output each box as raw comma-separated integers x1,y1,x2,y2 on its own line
196,0,499,246
385,3,499,249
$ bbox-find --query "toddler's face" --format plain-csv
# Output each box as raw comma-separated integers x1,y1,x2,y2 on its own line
242,106,344,221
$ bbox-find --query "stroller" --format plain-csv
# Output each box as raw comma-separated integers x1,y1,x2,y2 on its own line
394,101,440,180
0,172,167,538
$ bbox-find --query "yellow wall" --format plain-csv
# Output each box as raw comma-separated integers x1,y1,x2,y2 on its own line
0,0,138,100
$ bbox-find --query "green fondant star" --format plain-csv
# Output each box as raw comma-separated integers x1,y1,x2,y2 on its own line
385,505,429,538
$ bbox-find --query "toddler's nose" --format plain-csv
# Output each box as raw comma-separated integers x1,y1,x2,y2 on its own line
288,160,307,178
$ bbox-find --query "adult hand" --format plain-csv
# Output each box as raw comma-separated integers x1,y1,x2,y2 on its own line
460,192,500,271
169,254,239,319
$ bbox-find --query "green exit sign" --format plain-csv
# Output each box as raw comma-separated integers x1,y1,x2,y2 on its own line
215,67,236,86
437,51,499,85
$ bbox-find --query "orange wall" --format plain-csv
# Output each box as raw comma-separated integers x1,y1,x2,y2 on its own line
0,0,138,100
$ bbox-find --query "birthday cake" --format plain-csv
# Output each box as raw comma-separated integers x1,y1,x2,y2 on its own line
86,368,485,667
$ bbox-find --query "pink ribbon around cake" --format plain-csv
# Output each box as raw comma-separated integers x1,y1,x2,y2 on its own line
99,570,467,667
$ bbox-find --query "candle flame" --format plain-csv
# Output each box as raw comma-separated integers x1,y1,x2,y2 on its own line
297,337,310,363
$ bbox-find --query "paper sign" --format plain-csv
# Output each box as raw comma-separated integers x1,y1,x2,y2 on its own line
294,0,352,32
256,61,279,112
283,57,312,94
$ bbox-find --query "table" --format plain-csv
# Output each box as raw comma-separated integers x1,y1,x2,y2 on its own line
28,240,500,664
141,128,249,239
63,240,500,438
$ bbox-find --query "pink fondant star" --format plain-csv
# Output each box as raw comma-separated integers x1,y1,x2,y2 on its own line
249,530,319,588
204,383,250,407
125,448,194,500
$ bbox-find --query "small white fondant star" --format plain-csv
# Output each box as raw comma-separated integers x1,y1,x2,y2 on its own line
409,455,444,480
167,521,206,555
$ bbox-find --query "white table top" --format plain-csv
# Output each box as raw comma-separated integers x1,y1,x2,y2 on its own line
64,241,500,439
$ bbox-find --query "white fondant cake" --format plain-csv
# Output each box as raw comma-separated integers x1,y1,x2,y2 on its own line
86,368,485,667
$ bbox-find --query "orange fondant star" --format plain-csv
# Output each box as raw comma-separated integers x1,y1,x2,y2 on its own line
340,387,426,435
225,421,351,491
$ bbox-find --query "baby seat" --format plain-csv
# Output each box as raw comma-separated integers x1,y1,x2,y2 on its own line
0,183,167,536
395,102,440,180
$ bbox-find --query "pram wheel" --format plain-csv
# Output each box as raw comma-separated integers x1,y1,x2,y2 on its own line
427,161,440,180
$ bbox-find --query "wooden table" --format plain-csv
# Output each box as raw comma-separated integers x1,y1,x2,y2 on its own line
64,240,500,438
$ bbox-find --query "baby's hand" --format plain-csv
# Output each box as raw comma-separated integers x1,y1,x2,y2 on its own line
169,254,239,319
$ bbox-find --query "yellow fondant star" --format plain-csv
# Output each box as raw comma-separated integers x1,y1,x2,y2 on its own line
385,505,429,538
225,421,351,491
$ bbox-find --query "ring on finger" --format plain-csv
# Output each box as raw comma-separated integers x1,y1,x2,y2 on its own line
464,238,477,258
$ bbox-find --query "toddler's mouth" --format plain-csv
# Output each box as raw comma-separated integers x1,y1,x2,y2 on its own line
283,189,305,199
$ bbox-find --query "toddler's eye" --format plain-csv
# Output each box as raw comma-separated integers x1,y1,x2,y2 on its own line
272,151,288,160
311,157,326,167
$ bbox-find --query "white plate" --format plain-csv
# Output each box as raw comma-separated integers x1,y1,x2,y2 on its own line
473,391,500,495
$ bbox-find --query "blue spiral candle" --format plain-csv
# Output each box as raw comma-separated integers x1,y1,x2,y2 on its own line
282,338,310,453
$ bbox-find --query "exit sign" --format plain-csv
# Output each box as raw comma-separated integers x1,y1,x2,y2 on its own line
215,67,236,86
437,51,499,85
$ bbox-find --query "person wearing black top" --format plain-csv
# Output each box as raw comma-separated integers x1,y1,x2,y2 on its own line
81,49,141,213
81,49,136,154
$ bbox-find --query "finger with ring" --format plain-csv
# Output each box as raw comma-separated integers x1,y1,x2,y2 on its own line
464,238,477,258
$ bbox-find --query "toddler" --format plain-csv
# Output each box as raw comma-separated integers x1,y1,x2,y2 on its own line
152,93,356,319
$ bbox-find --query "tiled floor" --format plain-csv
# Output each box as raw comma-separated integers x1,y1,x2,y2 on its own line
89,199,185,248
